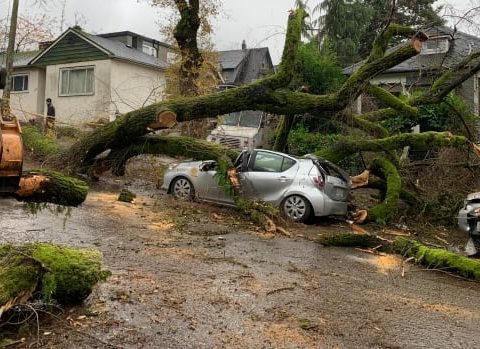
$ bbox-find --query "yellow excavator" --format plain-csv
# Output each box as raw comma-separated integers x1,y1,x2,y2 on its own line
0,69,23,193
0,116,23,193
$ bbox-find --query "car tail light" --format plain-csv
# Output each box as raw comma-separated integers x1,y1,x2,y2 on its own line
311,175,324,188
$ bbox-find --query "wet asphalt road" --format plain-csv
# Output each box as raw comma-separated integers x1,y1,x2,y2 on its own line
2,188,480,349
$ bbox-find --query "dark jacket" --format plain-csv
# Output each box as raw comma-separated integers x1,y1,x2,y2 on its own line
47,104,55,117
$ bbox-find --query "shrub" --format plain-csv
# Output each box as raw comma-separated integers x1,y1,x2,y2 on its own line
287,126,364,174
22,125,60,158
382,92,477,137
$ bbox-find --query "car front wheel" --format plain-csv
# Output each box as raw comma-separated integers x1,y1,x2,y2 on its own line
171,177,195,200
282,195,311,222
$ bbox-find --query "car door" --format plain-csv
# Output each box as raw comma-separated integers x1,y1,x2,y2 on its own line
194,162,234,204
240,151,299,204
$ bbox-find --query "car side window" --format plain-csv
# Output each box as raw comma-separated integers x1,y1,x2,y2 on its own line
281,157,296,172
251,152,296,172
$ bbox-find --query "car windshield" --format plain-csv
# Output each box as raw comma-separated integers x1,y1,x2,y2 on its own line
239,110,262,128
222,112,241,126
221,111,262,128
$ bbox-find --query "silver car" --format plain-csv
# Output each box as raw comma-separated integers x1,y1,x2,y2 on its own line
162,149,351,222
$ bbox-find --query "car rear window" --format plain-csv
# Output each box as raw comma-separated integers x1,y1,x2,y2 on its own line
314,159,350,183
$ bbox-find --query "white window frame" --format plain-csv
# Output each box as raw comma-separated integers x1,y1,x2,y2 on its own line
142,44,158,57
11,73,29,93
59,66,95,97
421,36,450,55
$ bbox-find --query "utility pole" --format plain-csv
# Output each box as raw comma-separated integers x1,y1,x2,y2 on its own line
2,0,20,119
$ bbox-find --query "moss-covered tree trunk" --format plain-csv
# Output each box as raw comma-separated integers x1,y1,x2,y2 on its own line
173,0,203,97
57,11,423,172
44,10,480,224
273,114,295,152
12,170,88,206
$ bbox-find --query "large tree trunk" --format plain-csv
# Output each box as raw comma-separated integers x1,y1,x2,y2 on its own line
1,0,19,117
273,114,295,152
41,10,480,225
173,0,203,96
57,13,423,172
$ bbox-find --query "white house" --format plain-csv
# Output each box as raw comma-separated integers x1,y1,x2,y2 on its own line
1,27,173,126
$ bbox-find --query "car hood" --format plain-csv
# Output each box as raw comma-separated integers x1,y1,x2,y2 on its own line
171,160,206,174
210,125,259,138
466,192,480,202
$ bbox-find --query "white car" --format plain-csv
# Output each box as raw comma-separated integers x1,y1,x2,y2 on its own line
162,149,351,222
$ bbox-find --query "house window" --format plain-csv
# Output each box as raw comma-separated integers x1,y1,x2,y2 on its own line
59,66,94,96
142,44,158,57
421,37,450,55
12,74,28,92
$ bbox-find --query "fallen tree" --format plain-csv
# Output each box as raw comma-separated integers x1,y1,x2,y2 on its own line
3,170,89,207
318,233,480,280
42,9,480,224
0,243,111,319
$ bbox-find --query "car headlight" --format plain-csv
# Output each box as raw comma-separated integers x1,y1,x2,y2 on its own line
168,162,180,170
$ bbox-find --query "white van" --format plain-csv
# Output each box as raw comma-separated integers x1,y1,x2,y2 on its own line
207,110,273,150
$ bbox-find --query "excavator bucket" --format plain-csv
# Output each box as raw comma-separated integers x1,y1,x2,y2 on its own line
0,117,23,193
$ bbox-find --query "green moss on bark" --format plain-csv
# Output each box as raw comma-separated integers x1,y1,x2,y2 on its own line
31,244,111,304
17,169,88,206
367,158,401,223
317,233,390,249
394,238,480,280
0,244,110,310
106,135,238,176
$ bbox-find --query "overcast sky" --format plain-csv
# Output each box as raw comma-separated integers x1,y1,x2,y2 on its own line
0,0,476,64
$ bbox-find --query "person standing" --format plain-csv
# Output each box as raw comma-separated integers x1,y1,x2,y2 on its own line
45,98,56,137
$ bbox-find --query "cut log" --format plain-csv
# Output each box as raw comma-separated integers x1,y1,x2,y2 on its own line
13,170,88,206
149,110,177,130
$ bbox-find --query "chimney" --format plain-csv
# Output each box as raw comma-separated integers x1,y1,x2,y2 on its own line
241,40,247,50
38,41,53,51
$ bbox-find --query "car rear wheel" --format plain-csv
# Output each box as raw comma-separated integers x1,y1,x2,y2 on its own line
171,177,195,200
282,195,311,222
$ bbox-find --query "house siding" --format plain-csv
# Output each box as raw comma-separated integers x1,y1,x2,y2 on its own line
0,67,46,119
44,60,112,126
110,60,166,117
34,32,109,67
